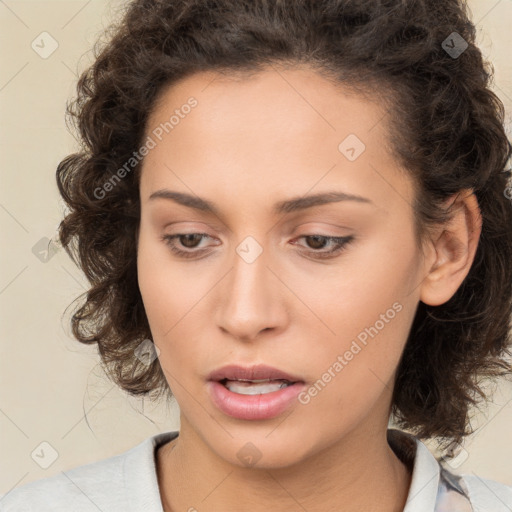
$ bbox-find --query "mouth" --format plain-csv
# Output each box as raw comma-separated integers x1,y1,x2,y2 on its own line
207,364,306,420
208,363,304,385
218,378,295,395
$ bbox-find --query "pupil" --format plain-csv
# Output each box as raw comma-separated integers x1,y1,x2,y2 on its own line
181,234,201,248
307,235,326,249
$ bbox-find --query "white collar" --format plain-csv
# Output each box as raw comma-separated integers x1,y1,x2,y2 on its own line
390,430,442,511
128,429,470,512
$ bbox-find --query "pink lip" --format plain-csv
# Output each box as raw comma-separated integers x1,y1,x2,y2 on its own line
207,363,304,383
206,364,306,420
207,380,306,420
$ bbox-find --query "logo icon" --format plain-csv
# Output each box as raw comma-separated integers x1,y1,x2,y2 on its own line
31,32,59,59
236,236,263,264
32,236,59,263
338,134,366,162
236,442,262,467
442,442,469,469
31,441,59,469
442,32,468,59
134,339,160,365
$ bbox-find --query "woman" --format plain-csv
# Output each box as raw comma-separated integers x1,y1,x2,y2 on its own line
2,0,512,510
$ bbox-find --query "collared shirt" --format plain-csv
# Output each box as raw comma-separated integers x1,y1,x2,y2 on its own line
1,429,511,511
387,429,512,511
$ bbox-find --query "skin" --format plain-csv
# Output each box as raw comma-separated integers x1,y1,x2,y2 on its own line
136,65,482,512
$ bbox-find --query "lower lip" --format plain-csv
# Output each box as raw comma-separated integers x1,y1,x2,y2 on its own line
207,380,306,420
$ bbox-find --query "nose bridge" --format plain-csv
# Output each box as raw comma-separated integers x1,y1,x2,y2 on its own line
216,234,282,339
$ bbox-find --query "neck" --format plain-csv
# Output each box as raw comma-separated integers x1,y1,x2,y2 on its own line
157,421,412,512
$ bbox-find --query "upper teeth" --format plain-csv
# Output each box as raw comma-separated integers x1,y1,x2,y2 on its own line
223,379,291,395
235,379,276,383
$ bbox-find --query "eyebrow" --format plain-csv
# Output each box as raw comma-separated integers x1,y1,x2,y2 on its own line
148,189,374,215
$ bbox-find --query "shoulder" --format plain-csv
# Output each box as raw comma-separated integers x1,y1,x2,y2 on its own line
388,428,512,512
460,473,512,511
0,431,177,512
0,449,127,512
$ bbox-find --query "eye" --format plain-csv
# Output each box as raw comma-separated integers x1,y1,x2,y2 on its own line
161,233,355,260
161,233,214,259
291,234,355,259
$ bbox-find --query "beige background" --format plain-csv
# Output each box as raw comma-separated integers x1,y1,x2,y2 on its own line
1,0,511,496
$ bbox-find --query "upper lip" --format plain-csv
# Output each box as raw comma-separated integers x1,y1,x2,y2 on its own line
208,364,304,383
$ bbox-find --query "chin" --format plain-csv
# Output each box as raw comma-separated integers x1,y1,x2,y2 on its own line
207,430,313,470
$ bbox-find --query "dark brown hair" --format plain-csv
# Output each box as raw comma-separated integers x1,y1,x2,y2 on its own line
56,0,512,453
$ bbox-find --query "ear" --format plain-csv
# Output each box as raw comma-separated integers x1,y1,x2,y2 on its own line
419,188,482,307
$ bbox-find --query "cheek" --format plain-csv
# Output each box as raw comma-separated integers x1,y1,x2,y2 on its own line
293,303,414,447
137,225,194,330
290,228,417,347
292,236,419,411
137,240,171,332
136,227,212,379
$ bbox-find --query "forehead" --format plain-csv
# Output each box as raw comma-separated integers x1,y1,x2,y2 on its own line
140,66,411,215
146,65,389,144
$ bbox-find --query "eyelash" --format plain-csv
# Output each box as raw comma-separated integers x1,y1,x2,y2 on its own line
161,233,355,260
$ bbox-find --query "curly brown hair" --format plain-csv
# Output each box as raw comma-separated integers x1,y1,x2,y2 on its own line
56,0,512,453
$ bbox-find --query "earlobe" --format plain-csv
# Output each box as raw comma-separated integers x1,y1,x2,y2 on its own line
420,189,482,307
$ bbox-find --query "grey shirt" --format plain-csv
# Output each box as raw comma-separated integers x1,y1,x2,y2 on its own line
1,429,511,511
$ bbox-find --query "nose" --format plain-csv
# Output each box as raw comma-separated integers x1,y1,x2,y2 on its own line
215,243,287,342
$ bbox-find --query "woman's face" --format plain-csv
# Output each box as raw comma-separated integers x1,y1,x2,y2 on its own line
137,66,431,467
